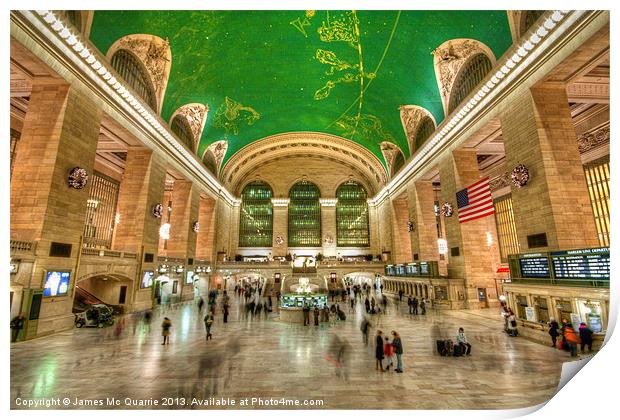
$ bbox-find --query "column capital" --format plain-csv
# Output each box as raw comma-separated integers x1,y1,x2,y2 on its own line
271,198,290,207
319,198,338,207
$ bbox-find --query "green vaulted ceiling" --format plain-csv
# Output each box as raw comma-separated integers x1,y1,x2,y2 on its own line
89,10,513,167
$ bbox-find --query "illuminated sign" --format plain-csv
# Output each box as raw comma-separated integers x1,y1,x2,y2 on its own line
141,271,154,288
43,271,71,297
185,270,195,285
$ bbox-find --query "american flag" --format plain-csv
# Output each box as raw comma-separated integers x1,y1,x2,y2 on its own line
456,177,495,223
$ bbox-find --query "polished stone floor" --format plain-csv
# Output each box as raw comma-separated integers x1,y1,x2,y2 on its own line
11,291,575,410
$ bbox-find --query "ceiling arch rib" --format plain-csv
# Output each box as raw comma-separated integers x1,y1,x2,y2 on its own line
221,132,388,196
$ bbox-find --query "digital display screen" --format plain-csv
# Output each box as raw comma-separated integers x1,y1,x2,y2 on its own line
43,271,71,297
519,257,550,278
405,264,418,276
551,252,610,280
395,265,406,276
420,263,429,275
141,271,154,288
385,265,396,276
185,270,195,285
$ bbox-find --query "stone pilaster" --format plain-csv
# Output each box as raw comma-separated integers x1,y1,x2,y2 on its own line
500,84,599,251
320,199,337,257
390,195,412,263
271,200,289,257
10,80,102,335
439,149,500,309
214,198,234,260
196,196,217,261
406,181,440,262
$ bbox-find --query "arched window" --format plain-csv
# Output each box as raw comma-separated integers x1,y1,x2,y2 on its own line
520,11,545,36
288,181,321,247
414,117,435,151
448,53,493,114
392,151,405,177
171,115,195,151
336,181,370,247
238,181,273,248
110,49,157,110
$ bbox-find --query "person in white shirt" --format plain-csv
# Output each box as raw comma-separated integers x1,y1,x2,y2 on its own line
456,327,471,356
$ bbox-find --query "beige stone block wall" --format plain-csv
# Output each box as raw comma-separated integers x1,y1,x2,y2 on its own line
375,199,393,259
499,85,598,251
271,206,288,257
321,205,337,257
439,150,500,308
390,195,412,263
196,196,217,261
10,81,102,336
407,181,440,262
214,198,234,260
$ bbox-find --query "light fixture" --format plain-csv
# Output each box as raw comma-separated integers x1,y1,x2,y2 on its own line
486,232,494,247
206,266,212,273
115,213,121,224
159,223,171,240
158,264,169,274
271,198,290,207
176,265,184,274
10,260,19,274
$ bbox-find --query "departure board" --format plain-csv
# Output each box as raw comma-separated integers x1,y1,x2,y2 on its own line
551,248,610,280
519,257,551,278
420,262,429,275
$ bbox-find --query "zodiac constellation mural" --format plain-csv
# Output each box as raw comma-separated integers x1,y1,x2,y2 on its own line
212,96,260,137
292,10,399,146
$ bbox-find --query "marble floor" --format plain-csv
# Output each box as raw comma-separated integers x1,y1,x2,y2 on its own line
11,292,575,410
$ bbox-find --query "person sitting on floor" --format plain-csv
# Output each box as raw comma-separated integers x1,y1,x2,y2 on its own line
455,327,472,356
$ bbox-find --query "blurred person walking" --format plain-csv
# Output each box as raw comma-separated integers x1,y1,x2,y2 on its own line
161,317,172,345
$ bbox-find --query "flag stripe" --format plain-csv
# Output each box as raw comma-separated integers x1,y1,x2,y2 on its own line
456,178,495,223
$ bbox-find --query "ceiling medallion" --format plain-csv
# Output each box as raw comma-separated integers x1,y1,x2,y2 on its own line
67,167,88,189
152,203,164,218
441,202,454,217
511,164,530,188
192,221,200,233
275,235,285,246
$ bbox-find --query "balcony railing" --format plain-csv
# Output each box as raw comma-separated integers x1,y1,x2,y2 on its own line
81,247,138,260
10,240,36,254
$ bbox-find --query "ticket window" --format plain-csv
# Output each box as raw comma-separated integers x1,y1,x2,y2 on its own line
576,299,605,333
534,297,549,323
556,300,573,324
516,295,528,319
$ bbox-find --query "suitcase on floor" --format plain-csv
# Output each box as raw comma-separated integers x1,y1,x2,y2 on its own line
453,343,464,357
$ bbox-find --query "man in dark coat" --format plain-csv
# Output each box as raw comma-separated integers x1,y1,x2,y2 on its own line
399,289,404,301
579,322,594,353
548,319,560,347
303,303,311,326
10,313,25,343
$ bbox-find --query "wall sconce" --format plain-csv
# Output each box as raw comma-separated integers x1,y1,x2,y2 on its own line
159,223,171,240
206,266,212,273
176,265,184,274
158,264,169,274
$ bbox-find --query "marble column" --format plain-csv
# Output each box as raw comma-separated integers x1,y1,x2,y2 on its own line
195,195,217,262
320,199,337,257
406,181,440,262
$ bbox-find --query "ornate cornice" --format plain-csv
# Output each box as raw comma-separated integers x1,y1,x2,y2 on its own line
577,125,610,154
489,172,511,192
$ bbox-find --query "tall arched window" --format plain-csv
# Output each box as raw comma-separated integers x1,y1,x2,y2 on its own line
448,53,493,114
520,11,545,36
110,49,157,110
414,117,435,151
171,115,195,151
392,151,405,177
238,181,273,247
336,181,370,247
288,181,321,247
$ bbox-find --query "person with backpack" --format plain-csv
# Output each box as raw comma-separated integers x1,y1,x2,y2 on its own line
10,313,25,343
563,324,580,357
392,331,404,373
579,322,593,353
548,319,560,347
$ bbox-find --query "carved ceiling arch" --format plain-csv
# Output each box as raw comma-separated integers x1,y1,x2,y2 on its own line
431,38,496,116
399,105,437,154
106,34,172,114
201,140,228,178
169,103,209,154
221,132,388,197
380,141,406,179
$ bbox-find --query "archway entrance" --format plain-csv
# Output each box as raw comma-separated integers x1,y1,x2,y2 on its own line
74,274,134,314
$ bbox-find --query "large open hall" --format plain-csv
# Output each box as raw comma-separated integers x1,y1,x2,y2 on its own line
8,5,612,413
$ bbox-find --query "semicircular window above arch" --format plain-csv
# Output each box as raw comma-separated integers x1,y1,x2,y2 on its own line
336,181,370,247
448,53,493,114
414,116,436,151
288,181,321,247
520,10,546,36
110,49,157,110
171,115,195,151
238,181,273,248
